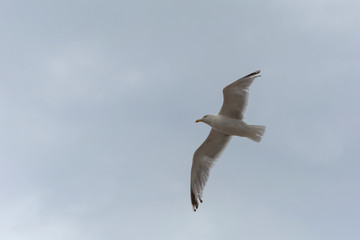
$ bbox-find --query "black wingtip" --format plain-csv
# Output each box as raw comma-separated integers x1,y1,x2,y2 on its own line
243,70,261,78
191,188,199,212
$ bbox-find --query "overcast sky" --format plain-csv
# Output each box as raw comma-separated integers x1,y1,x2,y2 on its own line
1,0,360,239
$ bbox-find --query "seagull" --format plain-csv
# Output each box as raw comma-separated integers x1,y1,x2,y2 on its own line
190,70,265,211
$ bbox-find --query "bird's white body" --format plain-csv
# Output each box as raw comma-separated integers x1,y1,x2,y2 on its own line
201,114,265,142
202,114,249,137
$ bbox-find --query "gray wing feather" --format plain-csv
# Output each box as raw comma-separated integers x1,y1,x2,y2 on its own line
190,129,231,211
219,70,261,119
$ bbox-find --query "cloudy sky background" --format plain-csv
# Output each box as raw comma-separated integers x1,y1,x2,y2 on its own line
1,0,360,239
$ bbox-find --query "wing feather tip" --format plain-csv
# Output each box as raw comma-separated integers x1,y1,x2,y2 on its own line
191,188,199,212
243,70,261,78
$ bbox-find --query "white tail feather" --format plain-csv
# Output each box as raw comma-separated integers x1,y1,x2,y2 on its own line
247,125,266,142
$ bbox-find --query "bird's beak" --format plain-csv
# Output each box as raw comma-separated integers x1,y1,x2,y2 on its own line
195,119,202,123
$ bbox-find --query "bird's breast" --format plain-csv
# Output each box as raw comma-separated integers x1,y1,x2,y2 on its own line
211,115,248,136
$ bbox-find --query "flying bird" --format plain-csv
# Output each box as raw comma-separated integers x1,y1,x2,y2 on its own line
190,70,265,211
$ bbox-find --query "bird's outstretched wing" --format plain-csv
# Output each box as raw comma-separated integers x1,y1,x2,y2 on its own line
219,70,261,119
190,129,231,211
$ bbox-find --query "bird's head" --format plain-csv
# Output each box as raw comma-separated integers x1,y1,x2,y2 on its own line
195,114,213,125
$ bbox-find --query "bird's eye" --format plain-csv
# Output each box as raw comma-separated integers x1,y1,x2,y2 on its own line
204,115,207,118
